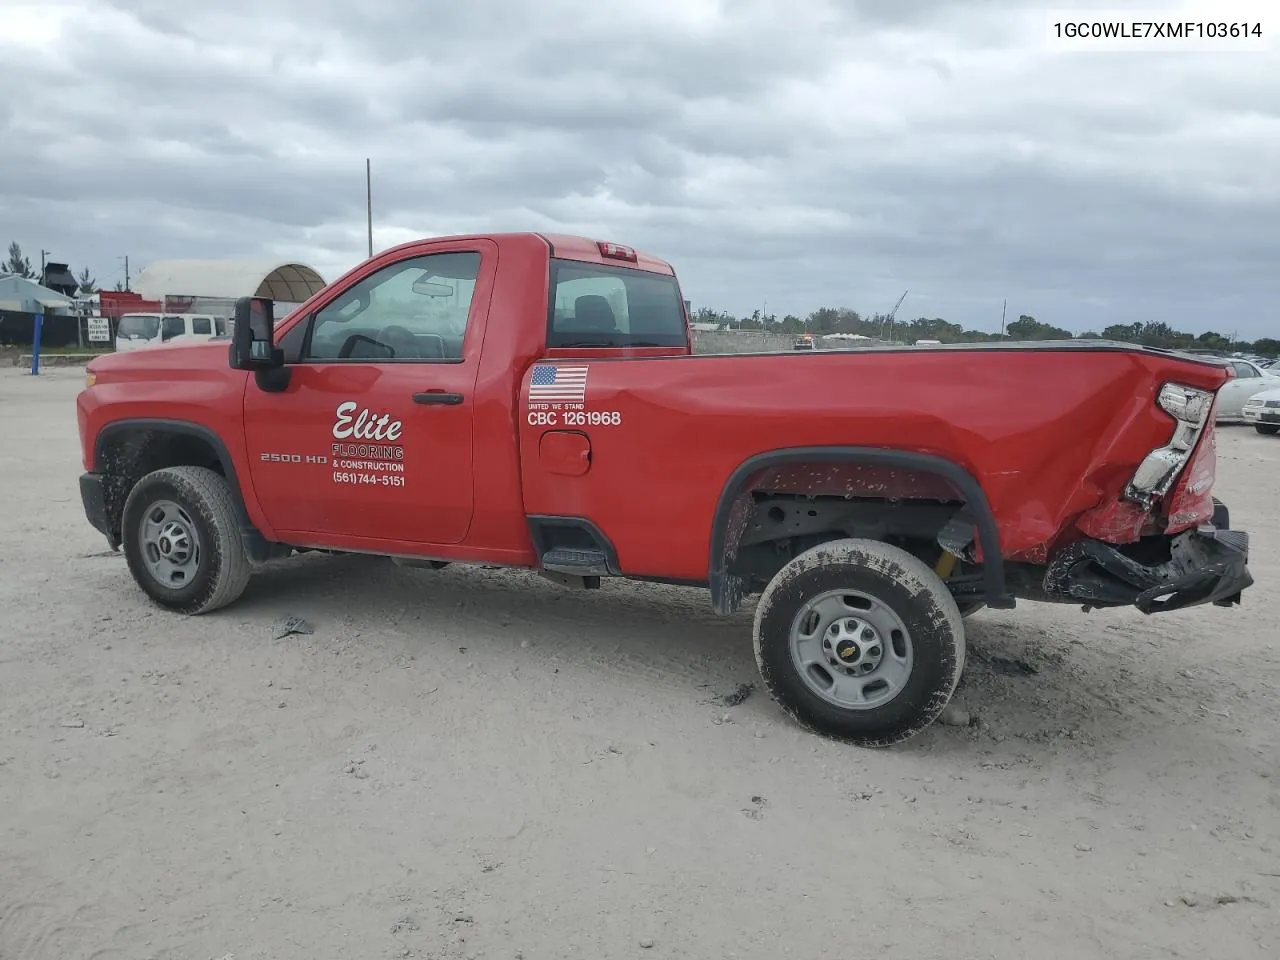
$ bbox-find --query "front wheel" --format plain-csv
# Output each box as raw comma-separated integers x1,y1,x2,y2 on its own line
752,538,966,747
121,465,252,615
1255,424,1279,436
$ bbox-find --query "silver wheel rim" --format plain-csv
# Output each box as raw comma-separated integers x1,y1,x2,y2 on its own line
138,499,202,589
789,588,914,709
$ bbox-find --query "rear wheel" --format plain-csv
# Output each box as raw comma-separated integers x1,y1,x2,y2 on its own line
121,466,251,614
752,538,966,747
1255,424,1279,435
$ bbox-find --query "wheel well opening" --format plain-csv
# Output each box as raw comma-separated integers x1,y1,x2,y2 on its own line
97,428,226,542
710,452,1005,615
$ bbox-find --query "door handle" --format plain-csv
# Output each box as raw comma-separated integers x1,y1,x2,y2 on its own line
413,391,463,405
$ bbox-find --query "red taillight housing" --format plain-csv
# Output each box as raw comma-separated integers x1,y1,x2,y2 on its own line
597,241,637,262
1164,399,1219,532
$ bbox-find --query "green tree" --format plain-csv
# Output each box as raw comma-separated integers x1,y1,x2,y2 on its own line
1005,314,1073,340
1251,338,1280,356
5,241,34,279
1101,322,1143,341
906,316,965,342
1195,330,1232,351
77,267,98,294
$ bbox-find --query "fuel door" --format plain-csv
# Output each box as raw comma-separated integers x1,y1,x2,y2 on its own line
538,430,591,477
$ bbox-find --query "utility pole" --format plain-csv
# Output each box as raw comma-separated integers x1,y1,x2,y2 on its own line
40,249,50,282
117,255,130,291
366,158,373,259
1000,298,1007,337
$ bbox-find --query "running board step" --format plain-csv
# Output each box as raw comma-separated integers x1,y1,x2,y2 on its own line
541,547,611,577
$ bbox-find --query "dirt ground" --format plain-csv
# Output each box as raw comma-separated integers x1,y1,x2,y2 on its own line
1,366,1277,960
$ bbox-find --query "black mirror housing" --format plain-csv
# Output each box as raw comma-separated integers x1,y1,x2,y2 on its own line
229,296,281,370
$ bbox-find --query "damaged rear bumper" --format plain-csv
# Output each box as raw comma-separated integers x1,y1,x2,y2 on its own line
1043,503,1251,614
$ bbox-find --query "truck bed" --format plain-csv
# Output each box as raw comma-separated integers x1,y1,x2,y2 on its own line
518,342,1228,581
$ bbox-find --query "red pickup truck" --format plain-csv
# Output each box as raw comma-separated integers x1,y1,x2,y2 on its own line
76,232,1252,746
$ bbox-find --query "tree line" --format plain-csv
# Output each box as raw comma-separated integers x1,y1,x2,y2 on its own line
694,305,1278,357
4,241,124,294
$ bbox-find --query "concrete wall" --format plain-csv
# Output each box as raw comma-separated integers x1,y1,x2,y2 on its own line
691,330,796,354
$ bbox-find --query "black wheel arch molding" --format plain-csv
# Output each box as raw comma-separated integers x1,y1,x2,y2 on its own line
707,445,1015,615
94,418,239,479
90,417,282,563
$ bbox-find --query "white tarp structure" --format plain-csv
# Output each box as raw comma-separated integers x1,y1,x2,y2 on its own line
132,259,327,307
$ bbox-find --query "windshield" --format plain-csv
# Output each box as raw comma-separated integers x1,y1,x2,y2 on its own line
547,259,687,348
118,314,160,339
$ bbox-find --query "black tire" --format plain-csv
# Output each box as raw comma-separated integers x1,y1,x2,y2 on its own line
121,465,252,614
752,538,966,747
1255,424,1279,436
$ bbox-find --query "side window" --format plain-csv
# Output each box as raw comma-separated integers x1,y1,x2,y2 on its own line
161,316,185,340
214,318,227,336
191,316,212,335
304,251,481,362
1232,361,1259,378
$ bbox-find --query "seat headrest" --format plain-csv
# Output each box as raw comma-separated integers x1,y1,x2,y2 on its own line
574,294,616,331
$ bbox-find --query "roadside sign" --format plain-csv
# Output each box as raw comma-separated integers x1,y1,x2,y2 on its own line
87,317,111,342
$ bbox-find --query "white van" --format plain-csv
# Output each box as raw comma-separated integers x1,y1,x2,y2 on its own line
114,313,229,352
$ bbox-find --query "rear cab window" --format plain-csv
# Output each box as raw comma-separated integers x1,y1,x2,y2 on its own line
547,259,687,348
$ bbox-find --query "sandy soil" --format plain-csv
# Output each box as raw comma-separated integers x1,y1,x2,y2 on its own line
1,366,1277,960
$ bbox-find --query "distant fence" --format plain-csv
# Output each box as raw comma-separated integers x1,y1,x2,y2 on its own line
0,310,111,349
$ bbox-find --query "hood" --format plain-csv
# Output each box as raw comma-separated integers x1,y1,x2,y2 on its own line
1245,384,1280,403
88,338,229,378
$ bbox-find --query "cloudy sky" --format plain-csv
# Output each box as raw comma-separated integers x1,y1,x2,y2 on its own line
2,0,1277,336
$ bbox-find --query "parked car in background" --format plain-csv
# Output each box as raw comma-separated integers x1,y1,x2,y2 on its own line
1242,385,1280,434
1213,358,1280,422
115,313,228,353
793,334,816,350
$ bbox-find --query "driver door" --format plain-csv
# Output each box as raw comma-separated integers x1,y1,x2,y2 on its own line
242,240,497,548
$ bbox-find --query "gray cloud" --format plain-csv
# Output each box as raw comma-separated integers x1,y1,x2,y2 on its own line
1,0,1276,336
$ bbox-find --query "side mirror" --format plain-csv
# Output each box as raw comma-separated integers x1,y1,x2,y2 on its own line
229,296,280,369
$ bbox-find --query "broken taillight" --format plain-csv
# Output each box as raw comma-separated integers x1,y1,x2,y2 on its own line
1124,382,1213,506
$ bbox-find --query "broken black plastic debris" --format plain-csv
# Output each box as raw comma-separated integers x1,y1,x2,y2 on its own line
271,616,314,639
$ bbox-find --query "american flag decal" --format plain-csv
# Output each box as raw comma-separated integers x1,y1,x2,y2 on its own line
529,364,589,403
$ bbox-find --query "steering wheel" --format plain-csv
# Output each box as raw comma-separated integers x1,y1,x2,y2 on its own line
378,325,421,358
